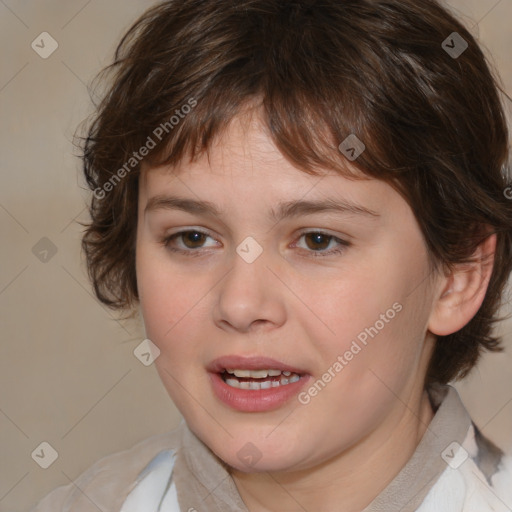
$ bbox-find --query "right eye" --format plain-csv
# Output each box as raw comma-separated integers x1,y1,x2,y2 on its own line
162,229,218,256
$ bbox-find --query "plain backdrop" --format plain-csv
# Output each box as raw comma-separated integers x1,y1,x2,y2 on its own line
1,1,511,511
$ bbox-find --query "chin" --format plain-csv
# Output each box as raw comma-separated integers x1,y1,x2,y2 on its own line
197,427,309,473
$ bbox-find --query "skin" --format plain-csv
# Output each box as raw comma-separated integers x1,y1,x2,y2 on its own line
135,107,495,511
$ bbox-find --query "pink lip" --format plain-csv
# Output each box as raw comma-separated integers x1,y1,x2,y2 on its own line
207,355,307,374
207,355,311,413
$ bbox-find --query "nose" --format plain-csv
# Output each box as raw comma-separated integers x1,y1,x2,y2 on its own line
212,243,287,334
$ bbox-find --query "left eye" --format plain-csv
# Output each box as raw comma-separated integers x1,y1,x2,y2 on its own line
162,229,350,257
294,231,350,256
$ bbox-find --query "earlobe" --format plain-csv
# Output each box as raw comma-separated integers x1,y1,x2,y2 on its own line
428,233,496,336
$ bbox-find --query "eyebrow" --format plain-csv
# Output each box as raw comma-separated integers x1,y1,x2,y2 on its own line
145,195,380,221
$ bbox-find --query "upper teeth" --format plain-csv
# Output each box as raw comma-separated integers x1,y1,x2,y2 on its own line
226,369,292,378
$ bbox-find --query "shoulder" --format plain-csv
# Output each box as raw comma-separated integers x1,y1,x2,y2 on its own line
29,426,183,512
418,423,512,512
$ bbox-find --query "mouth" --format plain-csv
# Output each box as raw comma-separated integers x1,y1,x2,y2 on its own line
208,356,310,412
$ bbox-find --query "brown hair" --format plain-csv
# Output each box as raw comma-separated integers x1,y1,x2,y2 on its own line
77,0,512,385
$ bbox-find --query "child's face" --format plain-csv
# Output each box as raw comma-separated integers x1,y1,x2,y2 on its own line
136,110,439,473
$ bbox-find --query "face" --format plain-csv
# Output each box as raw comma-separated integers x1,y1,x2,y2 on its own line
136,109,438,474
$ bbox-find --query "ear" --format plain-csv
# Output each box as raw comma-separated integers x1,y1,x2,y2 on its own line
428,233,496,336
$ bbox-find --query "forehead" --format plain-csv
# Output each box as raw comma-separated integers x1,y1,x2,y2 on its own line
142,108,364,186
138,109,403,222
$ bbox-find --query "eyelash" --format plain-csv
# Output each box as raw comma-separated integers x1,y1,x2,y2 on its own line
161,229,350,258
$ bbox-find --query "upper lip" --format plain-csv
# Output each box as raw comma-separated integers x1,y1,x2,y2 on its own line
207,355,308,375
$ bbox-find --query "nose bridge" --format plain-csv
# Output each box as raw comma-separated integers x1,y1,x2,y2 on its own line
213,235,285,332
223,235,270,305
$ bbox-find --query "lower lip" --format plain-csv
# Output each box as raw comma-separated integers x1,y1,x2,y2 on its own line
209,372,310,412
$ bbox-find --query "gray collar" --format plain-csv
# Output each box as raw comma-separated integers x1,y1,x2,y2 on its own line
363,383,471,511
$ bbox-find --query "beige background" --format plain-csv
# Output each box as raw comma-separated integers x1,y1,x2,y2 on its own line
0,1,511,511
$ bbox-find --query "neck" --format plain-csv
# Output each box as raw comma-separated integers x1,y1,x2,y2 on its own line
230,389,435,512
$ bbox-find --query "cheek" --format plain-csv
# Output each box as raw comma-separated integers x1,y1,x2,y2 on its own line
136,252,208,410
137,259,172,340
136,245,215,380
297,262,400,352
305,245,431,389
301,295,427,447
136,245,191,350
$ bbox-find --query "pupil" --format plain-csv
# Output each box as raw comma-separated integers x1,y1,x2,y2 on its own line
185,232,204,248
307,233,329,250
